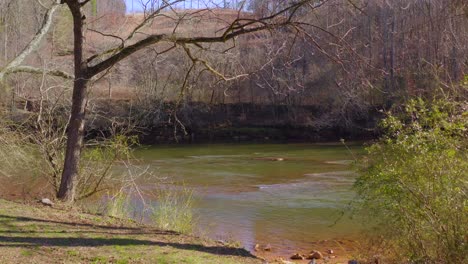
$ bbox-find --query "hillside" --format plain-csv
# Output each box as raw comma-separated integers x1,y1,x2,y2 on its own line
2,1,466,142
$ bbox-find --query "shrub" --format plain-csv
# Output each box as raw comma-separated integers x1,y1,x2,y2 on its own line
355,98,467,263
0,120,44,179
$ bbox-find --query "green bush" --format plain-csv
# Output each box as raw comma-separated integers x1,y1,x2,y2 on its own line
355,98,467,263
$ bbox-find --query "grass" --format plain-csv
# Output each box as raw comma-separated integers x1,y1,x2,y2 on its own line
0,122,43,179
150,186,195,234
0,199,260,264
20,250,33,257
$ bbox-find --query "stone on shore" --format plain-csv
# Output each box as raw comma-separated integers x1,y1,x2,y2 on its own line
263,244,272,251
290,253,305,260
254,244,260,251
279,259,295,264
40,198,54,206
307,250,323,259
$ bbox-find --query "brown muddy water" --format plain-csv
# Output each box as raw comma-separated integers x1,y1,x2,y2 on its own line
129,143,365,256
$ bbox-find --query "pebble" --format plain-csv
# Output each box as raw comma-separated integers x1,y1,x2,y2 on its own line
279,258,294,264
263,244,272,251
40,198,54,206
327,249,334,254
308,250,323,260
290,253,304,260
254,244,260,251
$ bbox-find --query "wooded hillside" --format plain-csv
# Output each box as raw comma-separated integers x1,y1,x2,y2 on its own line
1,0,466,140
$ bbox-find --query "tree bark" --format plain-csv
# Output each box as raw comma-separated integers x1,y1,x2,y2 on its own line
57,0,88,202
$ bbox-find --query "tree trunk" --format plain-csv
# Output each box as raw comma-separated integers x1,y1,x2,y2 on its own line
57,0,88,202
389,12,395,91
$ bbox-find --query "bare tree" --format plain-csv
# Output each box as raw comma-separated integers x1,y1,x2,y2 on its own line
0,1,70,82
3,0,465,202
53,0,319,202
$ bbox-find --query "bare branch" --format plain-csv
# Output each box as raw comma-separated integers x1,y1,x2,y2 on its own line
182,44,248,82
6,66,74,80
0,0,62,81
125,0,184,41
79,0,92,7
86,0,316,77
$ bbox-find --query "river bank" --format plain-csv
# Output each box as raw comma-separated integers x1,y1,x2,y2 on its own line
254,239,360,264
0,136,368,263
131,143,365,253
0,199,261,264
0,142,366,263
0,198,363,263
13,100,380,144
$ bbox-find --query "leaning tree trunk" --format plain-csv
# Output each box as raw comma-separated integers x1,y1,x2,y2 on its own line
57,1,89,202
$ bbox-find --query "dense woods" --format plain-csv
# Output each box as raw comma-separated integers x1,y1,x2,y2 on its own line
1,1,466,137
0,0,466,197
0,1,466,263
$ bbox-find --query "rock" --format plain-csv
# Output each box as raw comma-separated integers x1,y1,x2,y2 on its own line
254,244,260,251
40,198,54,206
307,251,323,260
254,157,285,161
348,260,359,264
327,249,334,254
290,253,304,260
280,259,295,264
263,244,272,251
308,260,317,264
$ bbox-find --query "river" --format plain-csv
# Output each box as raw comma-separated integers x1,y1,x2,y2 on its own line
131,143,364,255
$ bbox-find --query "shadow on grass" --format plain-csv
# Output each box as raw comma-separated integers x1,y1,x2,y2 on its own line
0,215,155,232
0,215,256,258
0,236,255,258
0,229,172,235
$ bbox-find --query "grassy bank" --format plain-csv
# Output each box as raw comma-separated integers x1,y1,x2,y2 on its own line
0,199,261,264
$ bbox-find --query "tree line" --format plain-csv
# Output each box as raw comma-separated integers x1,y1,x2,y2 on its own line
0,0,466,202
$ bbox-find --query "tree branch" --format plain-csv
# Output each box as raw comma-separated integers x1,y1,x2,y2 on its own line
86,0,316,77
79,0,92,7
0,0,62,81
6,66,74,80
